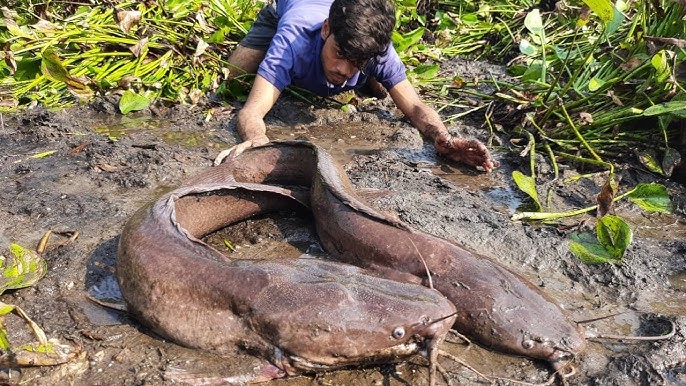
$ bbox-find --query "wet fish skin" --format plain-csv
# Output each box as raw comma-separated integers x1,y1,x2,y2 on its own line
309,146,586,367
116,182,456,379
200,141,586,368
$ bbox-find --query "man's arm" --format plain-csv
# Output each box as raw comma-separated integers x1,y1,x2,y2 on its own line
214,75,281,165
388,79,497,172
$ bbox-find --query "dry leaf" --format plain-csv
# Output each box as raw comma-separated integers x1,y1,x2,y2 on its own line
579,112,594,125
129,37,148,58
116,10,141,33
596,175,618,217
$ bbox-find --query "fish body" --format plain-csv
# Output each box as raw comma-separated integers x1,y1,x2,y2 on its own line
116,182,456,379
196,141,586,368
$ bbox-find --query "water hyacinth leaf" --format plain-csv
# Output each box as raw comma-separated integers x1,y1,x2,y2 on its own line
596,215,632,258
119,90,150,114
569,232,621,264
392,27,424,52
581,0,614,23
627,183,672,213
636,150,664,174
40,48,70,83
512,171,541,211
1,244,48,294
642,100,686,117
413,64,439,80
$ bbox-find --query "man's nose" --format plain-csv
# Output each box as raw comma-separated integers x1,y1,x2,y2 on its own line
337,59,357,78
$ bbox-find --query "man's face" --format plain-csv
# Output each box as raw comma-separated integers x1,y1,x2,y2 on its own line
320,19,361,86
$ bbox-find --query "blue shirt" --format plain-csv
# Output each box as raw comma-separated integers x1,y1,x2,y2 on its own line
257,0,407,96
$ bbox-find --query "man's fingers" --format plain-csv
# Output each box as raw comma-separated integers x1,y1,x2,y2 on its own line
213,147,236,166
214,142,250,166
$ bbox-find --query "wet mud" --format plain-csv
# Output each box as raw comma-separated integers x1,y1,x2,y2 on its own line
1,61,686,385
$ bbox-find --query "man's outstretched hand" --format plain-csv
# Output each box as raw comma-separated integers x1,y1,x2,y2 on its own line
213,134,270,166
434,136,499,173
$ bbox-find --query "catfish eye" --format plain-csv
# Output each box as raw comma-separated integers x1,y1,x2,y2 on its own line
522,339,535,349
392,326,405,339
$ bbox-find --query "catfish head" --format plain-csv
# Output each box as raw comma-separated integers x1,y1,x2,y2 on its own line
248,259,456,377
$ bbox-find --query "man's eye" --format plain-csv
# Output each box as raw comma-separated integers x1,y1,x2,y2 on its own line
336,51,344,58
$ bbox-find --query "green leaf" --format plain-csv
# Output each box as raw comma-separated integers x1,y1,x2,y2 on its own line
636,150,664,174
588,77,605,92
519,39,537,56
512,171,541,211
596,215,632,258
412,64,439,80
650,51,671,83
392,27,424,52
30,150,57,159
642,100,686,117
1,244,48,294
524,9,543,35
627,183,672,213
119,90,150,114
40,48,70,83
605,3,626,37
569,232,620,264
0,324,10,350
581,0,614,23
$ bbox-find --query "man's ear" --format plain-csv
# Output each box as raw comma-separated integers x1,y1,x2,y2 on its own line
321,18,329,39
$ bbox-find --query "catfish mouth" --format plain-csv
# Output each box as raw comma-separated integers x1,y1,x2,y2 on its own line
285,340,423,373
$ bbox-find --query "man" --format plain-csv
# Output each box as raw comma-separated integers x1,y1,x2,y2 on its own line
215,0,498,172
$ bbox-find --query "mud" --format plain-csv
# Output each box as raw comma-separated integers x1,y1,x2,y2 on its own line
1,58,685,385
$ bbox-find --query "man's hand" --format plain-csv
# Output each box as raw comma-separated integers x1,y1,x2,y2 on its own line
434,136,499,173
213,134,270,166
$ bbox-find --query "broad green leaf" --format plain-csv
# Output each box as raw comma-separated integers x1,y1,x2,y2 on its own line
627,183,672,213
569,233,621,264
392,28,424,52
651,51,670,83
119,90,150,114
519,39,537,56
524,9,543,35
588,77,605,92
40,48,70,83
581,0,614,23
413,64,439,80
605,4,626,37
512,171,541,211
596,215,632,258
642,100,686,116
1,244,48,294
636,150,664,174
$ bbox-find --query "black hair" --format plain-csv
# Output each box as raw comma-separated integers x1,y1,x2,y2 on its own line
328,0,396,68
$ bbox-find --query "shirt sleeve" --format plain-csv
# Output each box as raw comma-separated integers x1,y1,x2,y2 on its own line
257,31,296,92
372,45,407,91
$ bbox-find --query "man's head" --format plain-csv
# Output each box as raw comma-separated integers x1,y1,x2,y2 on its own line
320,0,396,85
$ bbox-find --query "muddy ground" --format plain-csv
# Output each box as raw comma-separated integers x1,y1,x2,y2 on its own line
1,60,685,385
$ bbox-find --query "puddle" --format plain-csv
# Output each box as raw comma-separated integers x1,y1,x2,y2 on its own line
93,116,223,148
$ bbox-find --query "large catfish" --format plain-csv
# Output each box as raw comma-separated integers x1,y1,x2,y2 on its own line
116,181,456,384
198,141,586,372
